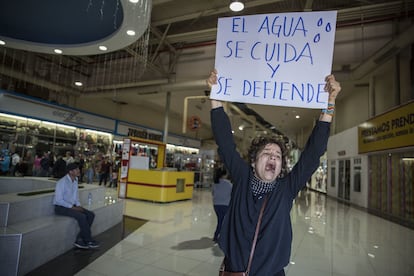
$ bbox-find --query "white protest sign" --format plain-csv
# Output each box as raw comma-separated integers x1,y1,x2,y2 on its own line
211,11,337,109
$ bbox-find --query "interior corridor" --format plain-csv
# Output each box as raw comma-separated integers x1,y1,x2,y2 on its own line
63,188,414,276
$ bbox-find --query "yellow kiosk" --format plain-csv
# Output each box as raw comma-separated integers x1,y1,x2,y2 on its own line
118,137,194,202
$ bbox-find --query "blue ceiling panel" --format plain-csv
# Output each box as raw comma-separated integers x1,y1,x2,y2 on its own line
0,0,123,44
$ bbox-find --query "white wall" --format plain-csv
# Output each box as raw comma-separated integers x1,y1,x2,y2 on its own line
327,126,368,208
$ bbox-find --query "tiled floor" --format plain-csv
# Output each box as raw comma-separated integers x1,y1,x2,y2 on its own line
63,188,412,276
26,215,147,276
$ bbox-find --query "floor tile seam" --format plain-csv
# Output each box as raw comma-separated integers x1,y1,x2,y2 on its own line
86,258,148,276
119,254,166,267
149,253,204,274
136,263,185,275
105,246,148,258
171,250,222,263
76,267,106,276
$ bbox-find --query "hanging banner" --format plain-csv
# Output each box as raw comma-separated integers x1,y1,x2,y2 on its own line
211,11,337,109
121,138,131,179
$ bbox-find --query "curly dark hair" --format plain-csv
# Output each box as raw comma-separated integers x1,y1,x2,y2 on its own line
247,135,289,178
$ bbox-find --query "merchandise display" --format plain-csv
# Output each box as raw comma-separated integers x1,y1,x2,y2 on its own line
0,113,113,176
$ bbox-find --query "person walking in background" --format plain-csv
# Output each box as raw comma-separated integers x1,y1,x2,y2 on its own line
207,70,341,275
64,151,74,165
78,154,85,183
212,166,232,243
110,158,120,188
22,150,33,176
85,158,94,184
0,149,10,175
39,152,50,177
10,151,20,176
52,155,67,179
53,162,99,249
98,156,111,186
32,153,42,176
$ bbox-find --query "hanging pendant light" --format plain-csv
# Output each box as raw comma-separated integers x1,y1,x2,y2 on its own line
229,0,244,12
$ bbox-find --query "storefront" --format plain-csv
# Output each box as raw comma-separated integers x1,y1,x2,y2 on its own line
0,91,116,176
327,101,414,226
0,91,212,196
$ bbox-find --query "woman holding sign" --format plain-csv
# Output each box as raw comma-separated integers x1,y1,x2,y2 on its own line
207,69,340,276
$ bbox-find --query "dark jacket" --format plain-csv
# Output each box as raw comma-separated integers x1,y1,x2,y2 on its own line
53,158,67,178
211,107,330,274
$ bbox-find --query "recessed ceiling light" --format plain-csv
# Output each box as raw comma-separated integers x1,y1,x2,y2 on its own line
295,115,300,119
74,81,83,87
54,49,63,54
229,1,244,12
126,30,136,36
0,40,5,45
129,0,139,3
99,45,108,51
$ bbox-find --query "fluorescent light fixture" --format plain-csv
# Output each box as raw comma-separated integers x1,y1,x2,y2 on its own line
402,157,414,161
0,113,26,120
0,40,5,45
129,0,139,3
27,118,41,124
99,45,108,51
74,81,83,87
41,121,57,127
85,129,112,136
126,30,136,36
54,49,63,54
55,123,76,130
229,0,244,12
166,144,199,153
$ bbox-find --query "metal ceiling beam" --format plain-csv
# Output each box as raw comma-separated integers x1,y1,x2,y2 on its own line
150,25,177,54
83,79,169,92
81,79,206,97
155,2,413,45
152,0,285,26
351,22,414,79
124,47,166,76
0,65,80,96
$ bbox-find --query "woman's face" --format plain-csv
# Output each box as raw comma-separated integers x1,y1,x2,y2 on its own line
252,143,282,182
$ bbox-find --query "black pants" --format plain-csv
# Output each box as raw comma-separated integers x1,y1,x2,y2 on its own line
214,205,228,241
54,205,95,242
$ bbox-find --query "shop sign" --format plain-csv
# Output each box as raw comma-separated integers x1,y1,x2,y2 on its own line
358,101,414,153
128,128,148,139
0,91,115,132
117,121,163,141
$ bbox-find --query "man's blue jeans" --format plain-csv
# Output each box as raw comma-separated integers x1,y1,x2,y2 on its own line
54,205,95,242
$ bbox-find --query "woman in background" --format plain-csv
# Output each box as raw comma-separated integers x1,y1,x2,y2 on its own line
212,167,232,242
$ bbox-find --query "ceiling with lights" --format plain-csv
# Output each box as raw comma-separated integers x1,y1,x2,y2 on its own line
0,0,151,55
0,0,414,146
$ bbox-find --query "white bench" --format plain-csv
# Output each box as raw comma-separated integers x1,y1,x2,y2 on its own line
0,179,124,276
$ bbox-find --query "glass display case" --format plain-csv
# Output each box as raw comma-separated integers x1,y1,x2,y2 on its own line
0,113,112,168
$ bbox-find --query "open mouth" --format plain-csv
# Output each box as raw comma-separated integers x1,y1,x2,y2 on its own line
265,163,275,172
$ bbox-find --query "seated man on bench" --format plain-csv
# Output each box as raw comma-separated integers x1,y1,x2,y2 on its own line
53,162,100,249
